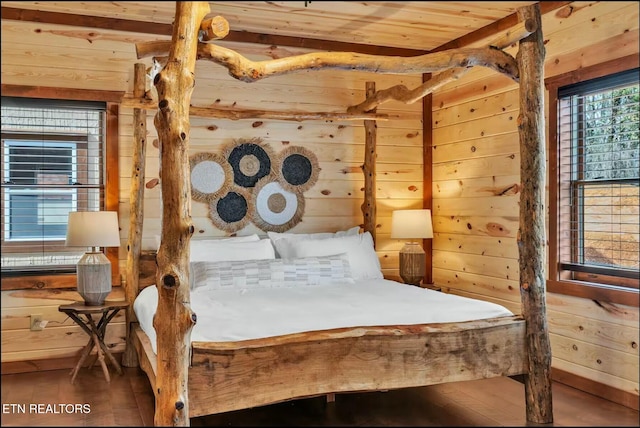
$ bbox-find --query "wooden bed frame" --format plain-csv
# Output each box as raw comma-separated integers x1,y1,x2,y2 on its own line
122,2,552,426
133,313,527,418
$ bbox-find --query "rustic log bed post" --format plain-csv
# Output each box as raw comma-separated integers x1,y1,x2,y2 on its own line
362,81,377,241
123,2,553,425
123,63,148,368
152,2,210,426
516,3,553,423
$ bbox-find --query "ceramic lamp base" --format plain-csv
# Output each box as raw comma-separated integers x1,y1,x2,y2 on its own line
76,251,112,306
399,242,425,286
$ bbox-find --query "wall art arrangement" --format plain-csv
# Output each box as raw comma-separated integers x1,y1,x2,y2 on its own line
189,138,319,233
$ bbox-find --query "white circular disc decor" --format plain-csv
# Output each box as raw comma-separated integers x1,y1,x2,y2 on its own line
251,176,304,232
189,152,233,203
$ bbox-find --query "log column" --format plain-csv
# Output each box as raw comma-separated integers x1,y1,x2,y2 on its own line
123,62,148,368
152,2,210,426
361,81,377,241
516,3,554,424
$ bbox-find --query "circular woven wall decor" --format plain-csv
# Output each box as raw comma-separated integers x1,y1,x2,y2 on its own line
275,145,319,193
189,152,232,203
208,186,252,233
223,138,274,189
251,175,304,232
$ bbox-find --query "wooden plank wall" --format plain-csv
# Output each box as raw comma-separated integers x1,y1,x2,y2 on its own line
431,1,639,405
0,21,422,367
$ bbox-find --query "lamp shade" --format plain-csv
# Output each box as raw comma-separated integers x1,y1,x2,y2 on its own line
390,209,433,240
66,211,120,248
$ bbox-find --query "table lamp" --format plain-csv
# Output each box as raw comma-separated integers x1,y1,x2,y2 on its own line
391,209,433,286
65,211,120,306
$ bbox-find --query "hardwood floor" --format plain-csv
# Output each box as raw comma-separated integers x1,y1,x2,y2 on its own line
1,366,638,427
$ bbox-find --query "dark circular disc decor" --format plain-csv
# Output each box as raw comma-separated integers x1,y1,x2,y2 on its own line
275,145,319,193
250,175,305,232
208,186,252,233
189,152,232,203
223,138,275,189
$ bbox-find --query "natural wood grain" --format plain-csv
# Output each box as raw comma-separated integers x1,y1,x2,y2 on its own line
142,317,528,418
120,96,395,121
151,2,210,426
123,63,148,368
165,43,520,83
516,4,553,423
361,81,377,241
199,15,228,42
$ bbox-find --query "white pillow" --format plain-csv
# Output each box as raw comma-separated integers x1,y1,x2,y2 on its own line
268,226,359,243
275,232,382,281
268,226,360,257
190,254,354,290
190,238,275,263
155,233,260,250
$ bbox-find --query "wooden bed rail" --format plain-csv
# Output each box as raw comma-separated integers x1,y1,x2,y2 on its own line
134,316,527,418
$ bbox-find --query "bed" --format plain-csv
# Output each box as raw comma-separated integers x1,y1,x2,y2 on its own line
131,231,527,418
123,2,551,426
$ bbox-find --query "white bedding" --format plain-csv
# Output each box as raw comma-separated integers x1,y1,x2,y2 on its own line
134,279,514,354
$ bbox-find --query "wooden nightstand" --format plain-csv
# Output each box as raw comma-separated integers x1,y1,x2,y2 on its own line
58,300,128,384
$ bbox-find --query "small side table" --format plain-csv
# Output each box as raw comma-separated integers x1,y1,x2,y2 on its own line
58,300,128,384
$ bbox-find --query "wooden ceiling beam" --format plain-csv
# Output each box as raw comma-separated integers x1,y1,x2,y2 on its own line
432,1,573,51
0,7,173,35
0,6,427,57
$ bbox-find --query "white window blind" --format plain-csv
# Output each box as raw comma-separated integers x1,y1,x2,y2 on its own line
557,69,639,286
1,97,107,274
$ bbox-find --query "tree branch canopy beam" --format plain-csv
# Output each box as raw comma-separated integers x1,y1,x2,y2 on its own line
348,16,536,114
152,2,210,426
135,16,532,117
120,96,394,121
136,40,519,83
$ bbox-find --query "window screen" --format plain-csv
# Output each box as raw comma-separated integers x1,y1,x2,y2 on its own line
556,69,639,285
1,97,107,274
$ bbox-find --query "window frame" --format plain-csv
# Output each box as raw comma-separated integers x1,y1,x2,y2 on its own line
546,54,639,308
0,85,121,290
3,139,80,243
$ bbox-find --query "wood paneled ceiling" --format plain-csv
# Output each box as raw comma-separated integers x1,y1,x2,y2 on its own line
1,1,568,54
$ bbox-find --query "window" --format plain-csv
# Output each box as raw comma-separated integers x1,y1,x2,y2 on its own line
1,98,108,275
547,59,639,307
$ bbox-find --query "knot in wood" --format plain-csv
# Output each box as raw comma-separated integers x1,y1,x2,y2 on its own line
250,69,262,80
175,401,184,411
162,274,177,288
191,313,197,324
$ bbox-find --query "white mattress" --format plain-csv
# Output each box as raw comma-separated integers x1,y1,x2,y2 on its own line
134,279,514,354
